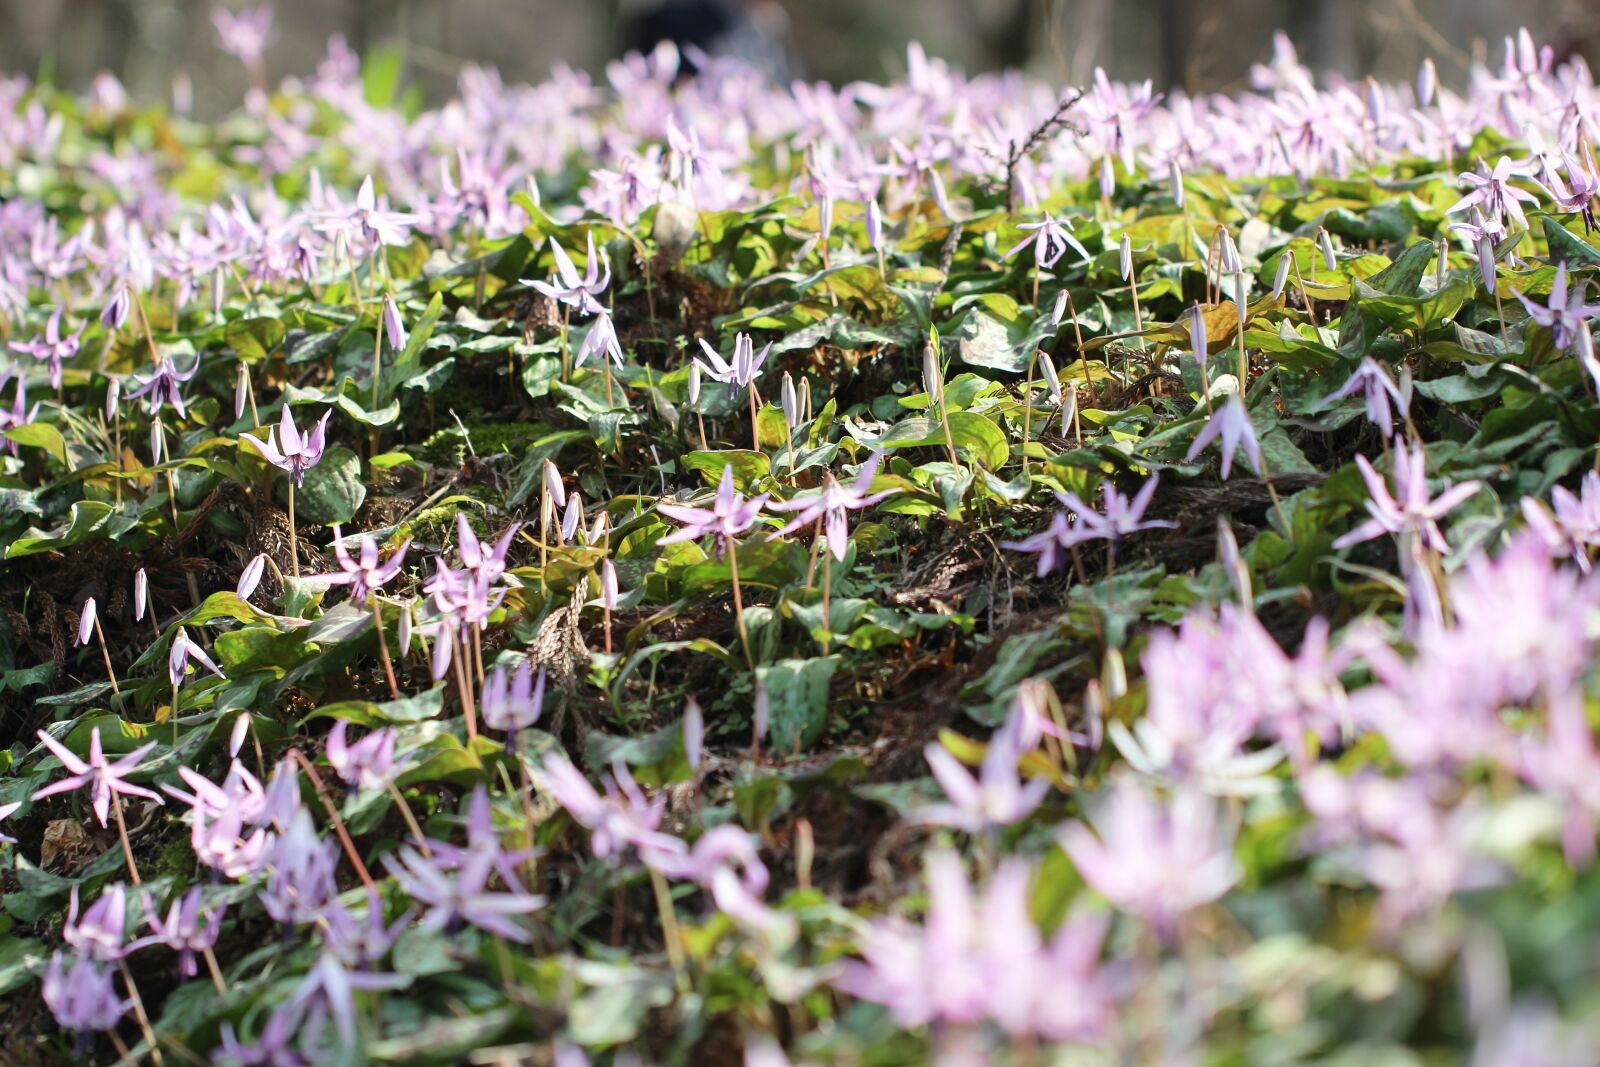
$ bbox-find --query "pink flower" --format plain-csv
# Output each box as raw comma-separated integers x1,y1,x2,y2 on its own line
657,465,769,559
31,727,164,828
241,405,331,487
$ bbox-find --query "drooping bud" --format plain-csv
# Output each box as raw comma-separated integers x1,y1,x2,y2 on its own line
1417,58,1437,107
77,597,97,647
237,554,267,601
541,459,566,509
382,293,407,351
781,372,799,429
1272,250,1292,300
683,697,704,772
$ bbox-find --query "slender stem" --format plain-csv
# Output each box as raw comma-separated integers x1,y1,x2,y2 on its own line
92,617,120,695
603,602,613,655
369,593,399,700
387,781,431,856
287,481,299,577
1021,350,1036,476
539,486,549,578
203,947,227,996
649,867,690,994
112,792,141,885
117,961,166,1067
604,361,615,408
369,308,384,408
727,540,752,669
1064,290,1091,401
289,749,378,892
108,1027,138,1067
171,680,180,745
747,384,760,452
821,549,832,656
696,408,708,451
454,630,479,744
802,515,823,596
560,307,570,381
1129,279,1146,349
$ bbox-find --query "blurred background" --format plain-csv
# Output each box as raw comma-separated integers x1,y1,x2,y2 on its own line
4,0,1599,106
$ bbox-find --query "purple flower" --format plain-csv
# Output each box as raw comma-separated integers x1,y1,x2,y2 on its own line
575,309,625,369
1003,475,1175,574
1186,395,1263,479
64,883,128,962
657,465,770,560
31,727,164,828
9,308,82,390
695,333,770,394
767,451,898,561
1522,472,1600,571
482,660,545,734
164,758,265,825
1514,261,1600,350
381,845,545,943
1001,211,1090,270
212,4,274,68
132,887,224,979
260,811,339,926
127,353,201,419
325,721,407,792
0,801,20,846
539,754,684,867
0,367,40,456
426,786,541,895
456,514,518,586
1333,443,1481,553
41,952,126,1034
242,405,330,488
912,716,1049,833
170,627,225,689
835,850,1112,1042
322,887,412,969
317,176,421,251
1318,356,1409,436
312,526,409,602
1447,156,1540,237
1059,774,1240,930
289,950,406,1049
525,232,611,316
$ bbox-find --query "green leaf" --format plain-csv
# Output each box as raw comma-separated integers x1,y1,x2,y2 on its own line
295,446,366,525
681,449,770,486
5,500,114,558
4,422,67,463
755,656,841,752
875,412,1009,470
362,43,407,109
0,937,46,996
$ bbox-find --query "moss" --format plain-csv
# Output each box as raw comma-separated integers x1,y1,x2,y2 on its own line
415,420,558,467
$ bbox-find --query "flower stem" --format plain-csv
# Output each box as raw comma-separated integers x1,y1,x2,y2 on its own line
648,867,690,994
727,540,752,669
116,961,165,1067
203,947,227,996
92,617,120,696
112,792,141,885
387,781,431,856
287,481,299,577
369,593,400,700
289,749,378,892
